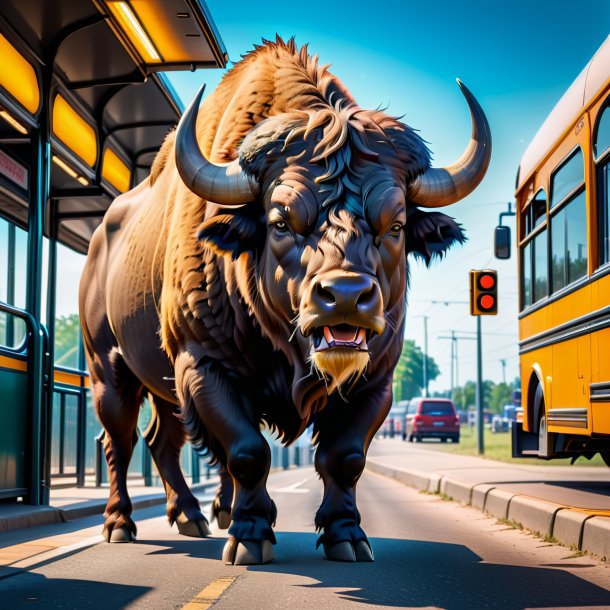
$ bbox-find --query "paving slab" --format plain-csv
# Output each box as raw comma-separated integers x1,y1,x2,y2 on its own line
507,495,561,536
440,476,472,504
484,489,516,520
582,517,610,560
471,484,496,510
553,510,592,549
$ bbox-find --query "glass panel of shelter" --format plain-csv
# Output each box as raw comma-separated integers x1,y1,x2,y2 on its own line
0,216,28,348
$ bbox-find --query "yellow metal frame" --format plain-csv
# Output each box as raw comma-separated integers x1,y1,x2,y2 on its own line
0,353,90,388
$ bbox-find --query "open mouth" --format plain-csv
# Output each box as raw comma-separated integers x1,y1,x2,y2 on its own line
311,324,368,352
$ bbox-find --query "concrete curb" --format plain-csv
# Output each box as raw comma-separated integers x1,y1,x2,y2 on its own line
366,457,609,561
0,479,219,534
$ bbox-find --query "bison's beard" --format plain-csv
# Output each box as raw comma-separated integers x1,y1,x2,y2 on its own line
310,348,370,396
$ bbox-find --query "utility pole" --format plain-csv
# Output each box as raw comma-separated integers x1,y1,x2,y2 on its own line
439,332,476,402
423,315,428,397
500,358,507,384
449,330,455,399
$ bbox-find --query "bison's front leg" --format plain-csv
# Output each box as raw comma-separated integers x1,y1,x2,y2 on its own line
314,380,392,562
175,350,275,565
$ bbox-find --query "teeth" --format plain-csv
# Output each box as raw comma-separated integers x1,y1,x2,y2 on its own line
313,326,368,351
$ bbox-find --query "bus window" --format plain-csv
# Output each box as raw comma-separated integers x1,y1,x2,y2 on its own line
533,229,548,301
550,147,587,292
519,189,547,309
551,190,587,291
521,242,532,307
550,148,584,209
595,102,610,266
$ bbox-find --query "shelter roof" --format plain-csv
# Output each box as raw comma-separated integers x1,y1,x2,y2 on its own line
0,0,226,252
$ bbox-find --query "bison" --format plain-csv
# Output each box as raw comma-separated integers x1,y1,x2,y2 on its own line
80,37,490,564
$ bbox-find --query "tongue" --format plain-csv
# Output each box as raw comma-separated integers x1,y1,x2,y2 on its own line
327,325,358,342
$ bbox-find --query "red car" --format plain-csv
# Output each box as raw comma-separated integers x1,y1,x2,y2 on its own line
403,398,460,443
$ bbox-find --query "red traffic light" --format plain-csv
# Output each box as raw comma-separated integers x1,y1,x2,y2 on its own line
478,274,495,290
470,269,498,316
479,294,495,310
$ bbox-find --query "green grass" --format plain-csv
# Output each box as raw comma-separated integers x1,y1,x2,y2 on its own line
422,425,606,467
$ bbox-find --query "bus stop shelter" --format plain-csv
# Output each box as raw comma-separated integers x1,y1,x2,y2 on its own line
0,0,227,506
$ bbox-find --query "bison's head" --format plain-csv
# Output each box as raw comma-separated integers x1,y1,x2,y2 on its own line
174,81,490,402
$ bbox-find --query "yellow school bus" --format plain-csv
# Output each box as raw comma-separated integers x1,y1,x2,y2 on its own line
511,36,610,462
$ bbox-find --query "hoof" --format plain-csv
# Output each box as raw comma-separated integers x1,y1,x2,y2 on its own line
324,540,374,562
217,510,231,530
176,512,211,538
324,541,355,562
222,537,275,565
103,526,136,543
354,540,374,562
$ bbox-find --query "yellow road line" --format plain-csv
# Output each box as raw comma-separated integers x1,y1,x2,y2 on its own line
182,576,238,609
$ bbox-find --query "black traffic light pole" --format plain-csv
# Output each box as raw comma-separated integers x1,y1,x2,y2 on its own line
476,315,484,455
469,269,498,455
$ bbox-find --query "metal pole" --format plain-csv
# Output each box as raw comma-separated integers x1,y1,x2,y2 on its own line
423,316,428,397
6,222,15,346
454,336,459,393
449,330,455,400
476,315,484,454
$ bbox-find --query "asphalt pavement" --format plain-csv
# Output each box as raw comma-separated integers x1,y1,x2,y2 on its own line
2,465,610,609
367,437,610,560
3,437,610,562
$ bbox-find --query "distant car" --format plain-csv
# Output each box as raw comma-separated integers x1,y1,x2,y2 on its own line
403,398,460,443
381,401,408,438
490,415,510,433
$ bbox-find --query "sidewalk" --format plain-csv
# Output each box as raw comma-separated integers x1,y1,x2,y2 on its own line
0,477,219,534
366,438,610,561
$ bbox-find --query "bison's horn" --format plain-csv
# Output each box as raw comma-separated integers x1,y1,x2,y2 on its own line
408,79,491,208
175,85,260,205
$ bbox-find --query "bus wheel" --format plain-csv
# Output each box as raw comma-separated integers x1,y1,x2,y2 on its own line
600,453,610,468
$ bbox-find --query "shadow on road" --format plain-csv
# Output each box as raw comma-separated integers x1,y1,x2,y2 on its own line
243,532,610,609
0,569,150,608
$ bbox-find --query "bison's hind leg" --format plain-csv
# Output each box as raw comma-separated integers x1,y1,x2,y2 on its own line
144,396,211,537
94,347,144,543
211,464,233,529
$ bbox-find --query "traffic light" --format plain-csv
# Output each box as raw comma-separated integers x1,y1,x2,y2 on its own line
470,269,498,315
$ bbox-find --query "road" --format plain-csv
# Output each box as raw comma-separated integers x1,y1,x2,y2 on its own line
2,462,610,609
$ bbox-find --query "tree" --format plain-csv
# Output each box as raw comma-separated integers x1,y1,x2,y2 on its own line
392,340,439,402
453,379,495,411
54,313,82,368
489,382,515,413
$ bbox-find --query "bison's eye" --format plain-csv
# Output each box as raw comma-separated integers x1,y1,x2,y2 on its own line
274,220,289,232
389,222,403,234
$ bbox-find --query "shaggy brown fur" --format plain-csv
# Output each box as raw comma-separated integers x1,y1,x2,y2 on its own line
80,36,471,561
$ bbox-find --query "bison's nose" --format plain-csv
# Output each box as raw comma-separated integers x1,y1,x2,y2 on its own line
312,274,381,316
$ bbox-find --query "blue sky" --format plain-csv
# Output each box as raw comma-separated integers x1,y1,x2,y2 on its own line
168,0,610,394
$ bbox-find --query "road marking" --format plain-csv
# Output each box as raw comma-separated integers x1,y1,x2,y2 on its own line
182,576,238,609
270,476,312,494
